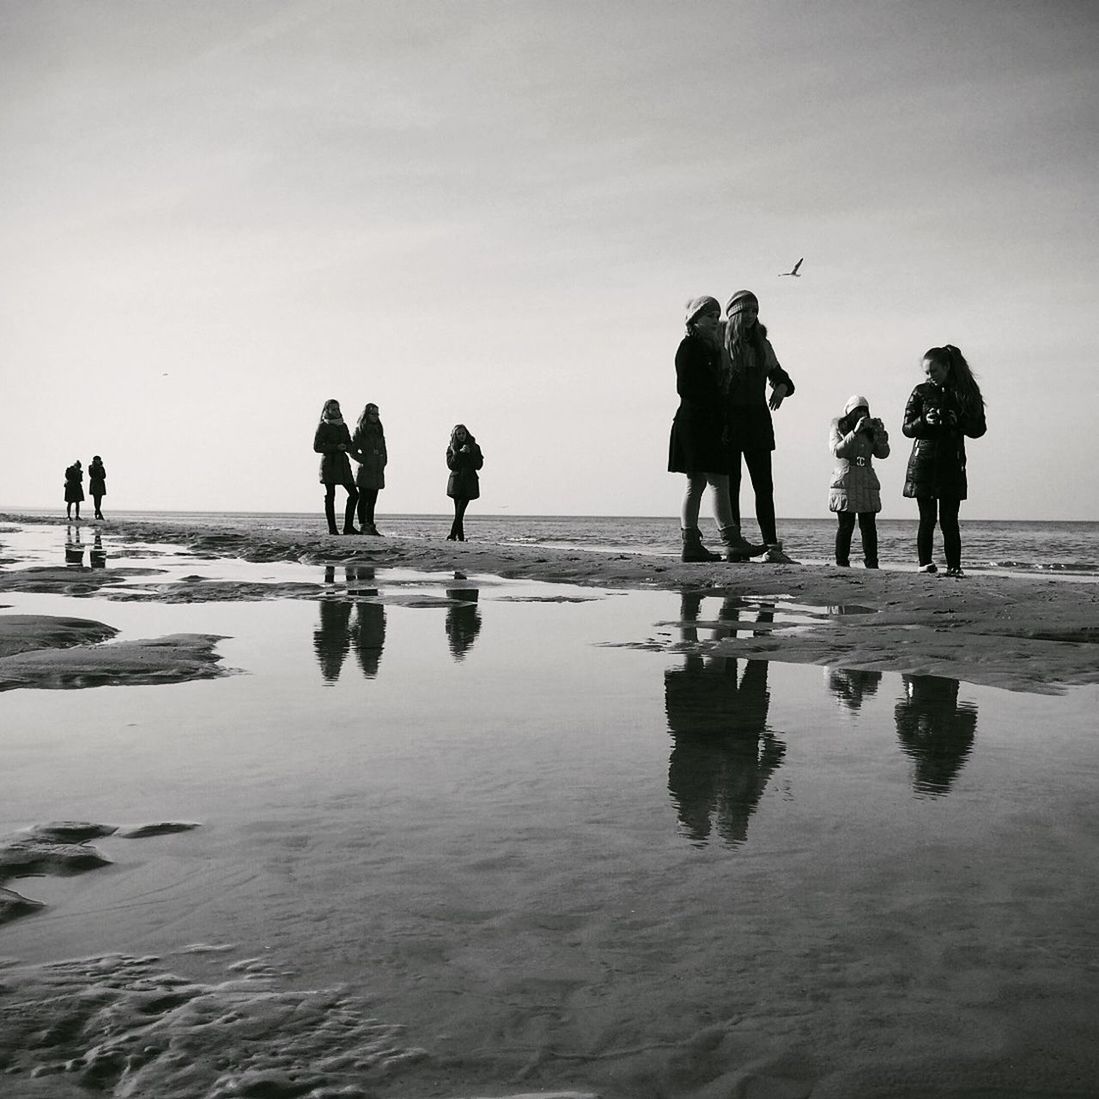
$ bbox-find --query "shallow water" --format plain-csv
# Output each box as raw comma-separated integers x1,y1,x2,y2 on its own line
2,525,1098,1097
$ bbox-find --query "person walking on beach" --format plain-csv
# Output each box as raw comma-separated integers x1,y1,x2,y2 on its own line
829,395,890,568
63,460,84,520
446,424,483,542
722,290,797,563
668,295,738,562
350,402,387,536
88,455,107,521
313,398,360,535
902,345,986,577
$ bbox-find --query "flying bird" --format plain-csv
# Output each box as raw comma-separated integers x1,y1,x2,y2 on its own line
779,258,804,277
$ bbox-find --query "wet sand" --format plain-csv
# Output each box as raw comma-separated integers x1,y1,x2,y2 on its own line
3,513,1098,693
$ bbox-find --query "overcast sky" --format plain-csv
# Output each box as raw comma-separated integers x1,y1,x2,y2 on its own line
2,0,1097,520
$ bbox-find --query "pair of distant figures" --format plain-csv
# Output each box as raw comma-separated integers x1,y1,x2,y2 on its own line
63,457,107,521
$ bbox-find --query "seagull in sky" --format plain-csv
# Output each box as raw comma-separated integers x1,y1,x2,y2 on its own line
779,258,804,277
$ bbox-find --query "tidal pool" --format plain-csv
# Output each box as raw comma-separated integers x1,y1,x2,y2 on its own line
1,526,1098,1098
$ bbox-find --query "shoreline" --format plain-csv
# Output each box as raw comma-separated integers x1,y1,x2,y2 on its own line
3,512,1099,693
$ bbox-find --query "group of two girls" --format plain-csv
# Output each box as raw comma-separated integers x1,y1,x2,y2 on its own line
671,291,987,574
63,456,107,521
314,400,482,540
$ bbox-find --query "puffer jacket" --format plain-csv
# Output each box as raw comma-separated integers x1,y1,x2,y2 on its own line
901,382,986,499
828,416,890,513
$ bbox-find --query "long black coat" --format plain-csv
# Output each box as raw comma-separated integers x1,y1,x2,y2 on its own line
447,440,483,500
88,460,107,496
64,464,84,502
725,335,795,455
901,382,986,499
314,421,354,485
668,333,726,473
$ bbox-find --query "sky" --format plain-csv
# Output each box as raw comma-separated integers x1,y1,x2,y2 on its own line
2,0,1097,521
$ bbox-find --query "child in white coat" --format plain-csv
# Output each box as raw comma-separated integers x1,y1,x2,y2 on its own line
829,395,890,568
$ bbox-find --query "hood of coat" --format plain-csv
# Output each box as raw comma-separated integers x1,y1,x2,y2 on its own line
843,394,870,417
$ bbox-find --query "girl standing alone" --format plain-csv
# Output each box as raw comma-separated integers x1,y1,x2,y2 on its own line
829,395,890,568
902,345,986,577
446,424,483,541
351,403,387,536
313,399,360,535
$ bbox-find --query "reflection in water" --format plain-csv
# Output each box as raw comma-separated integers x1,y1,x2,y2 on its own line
89,530,107,569
445,577,482,662
895,675,978,796
64,525,84,565
826,667,883,712
314,566,387,683
665,593,786,846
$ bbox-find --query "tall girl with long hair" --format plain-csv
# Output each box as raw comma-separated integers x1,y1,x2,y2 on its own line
351,402,387,536
446,424,483,541
313,398,359,535
901,344,986,577
723,290,797,563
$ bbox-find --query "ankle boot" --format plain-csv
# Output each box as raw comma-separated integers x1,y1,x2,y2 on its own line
343,497,359,535
864,558,879,569
720,525,764,562
681,528,720,562
324,499,339,535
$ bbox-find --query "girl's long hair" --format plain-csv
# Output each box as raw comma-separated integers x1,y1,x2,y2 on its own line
355,403,383,436
724,312,769,382
925,345,984,417
449,424,475,449
320,398,342,423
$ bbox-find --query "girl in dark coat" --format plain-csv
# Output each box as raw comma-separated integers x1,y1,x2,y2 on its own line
901,344,986,577
667,296,736,562
88,456,107,521
313,398,360,535
446,424,483,541
723,290,797,563
64,460,84,520
350,403,387,536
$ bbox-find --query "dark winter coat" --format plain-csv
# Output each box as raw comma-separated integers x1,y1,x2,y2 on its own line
447,439,483,500
725,334,795,454
668,333,727,473
314,421,354,485
901,382,986,500
351,424,387,490
64,464,84,503
88,460,107,497
829,417,890,513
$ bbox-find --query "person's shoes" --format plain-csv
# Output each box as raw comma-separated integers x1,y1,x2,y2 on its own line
343,526,360,535
945,566,965,578
835,559,850,568
446,534,456,541
681,528,721,563
759,542,798,564
864,559,879,569
365,524,382,536
719,526,762,563
918,562,938,574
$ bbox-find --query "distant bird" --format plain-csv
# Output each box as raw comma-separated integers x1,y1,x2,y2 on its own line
779,258,804,277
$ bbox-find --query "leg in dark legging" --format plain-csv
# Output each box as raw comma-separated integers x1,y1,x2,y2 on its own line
916,497,938,566
835,512,856,566
727,453,744,528
743,449,776,545
357,488,378,530
454,498,470,541
324,485,338,534
939,497,962,570
342,484,360,533
93,494,104,520
858,512,878,567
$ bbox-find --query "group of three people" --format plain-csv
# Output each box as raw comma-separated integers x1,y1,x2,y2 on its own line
63,456,107,521
671,291,987,574
314,399,483,540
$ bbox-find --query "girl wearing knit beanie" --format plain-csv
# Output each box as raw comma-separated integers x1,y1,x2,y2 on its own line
722,290,797,563
829,395,890,568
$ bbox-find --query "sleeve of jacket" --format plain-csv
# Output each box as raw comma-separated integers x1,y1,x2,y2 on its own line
674,339,712,402
901,388,936,439
471,443,484,470
762,339,795,397
831,422,857,457
961,404,987,440
348,428,364,464
872,425,891,459
314,425,333,454
446,446,458,471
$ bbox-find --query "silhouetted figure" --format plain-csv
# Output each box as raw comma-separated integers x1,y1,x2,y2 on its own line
88,455,107,520
313,398,360,535
64,524,84,565
446,424,483,541
445,581,482,661
89,530,107,569
826,667,883,713
314,598,353,683
64,460,84,520
895,674,978,796
350,403,387,536
352,602,386,678
665,593,786,845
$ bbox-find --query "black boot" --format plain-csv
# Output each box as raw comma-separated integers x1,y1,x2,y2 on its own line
720,525,764,563
681,528,720,562
325,498,339,535
343,496,359,535
446,519,458,541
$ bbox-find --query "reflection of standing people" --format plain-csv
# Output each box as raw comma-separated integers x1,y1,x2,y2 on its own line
895,675,978,796
313,399,360,536
88,456,107,521
902,345,986,577
64,460,84,520
829,395,890,568
89,530,107,569
313,599,353,683
445,581,482,661
350,403,387,536
664,593,786,845
667,296,736,562
446,424,483,542
64,524,85,564
352,602,386,679
826,667,883,713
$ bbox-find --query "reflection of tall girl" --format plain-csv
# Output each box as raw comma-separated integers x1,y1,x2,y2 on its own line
446,424,483,542
445,583,482,661
665,594,786,845
313,599,353,683
895,674,978,795
313,399,359,536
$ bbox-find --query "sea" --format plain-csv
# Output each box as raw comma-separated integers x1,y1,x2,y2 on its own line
28,509,1098,577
